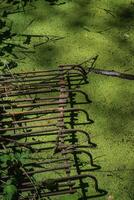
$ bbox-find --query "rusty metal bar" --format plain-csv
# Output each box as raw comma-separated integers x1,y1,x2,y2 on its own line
0,76,82,85
55,69,73,193
1,100,69,110
24,158,71,167
0,72,84,82
0,108,92,122
18,174,107,199
19,189,76,199
1,129,94,146
0,115,70,126
0,65,106,200
0,95,67,103
0,65,85,76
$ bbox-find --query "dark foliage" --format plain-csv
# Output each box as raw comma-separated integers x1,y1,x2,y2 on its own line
45,0,66,5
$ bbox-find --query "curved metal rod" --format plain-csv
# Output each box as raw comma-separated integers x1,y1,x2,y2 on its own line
0,88,91,103
59,64,87,77
0,108,93,124
2,129,96,148
0,89,91,111
46,174,107,198
0,69,85,83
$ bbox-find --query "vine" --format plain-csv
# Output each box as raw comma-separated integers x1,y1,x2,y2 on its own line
0,146,36,200
0,0,64,74
0,3,39,200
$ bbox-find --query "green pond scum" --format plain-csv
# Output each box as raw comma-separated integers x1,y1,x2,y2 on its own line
0,0,134,199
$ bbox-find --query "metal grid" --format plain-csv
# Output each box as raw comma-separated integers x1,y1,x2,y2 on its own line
0,65,107,199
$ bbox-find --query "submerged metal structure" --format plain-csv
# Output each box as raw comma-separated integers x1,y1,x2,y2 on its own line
0,65,107,199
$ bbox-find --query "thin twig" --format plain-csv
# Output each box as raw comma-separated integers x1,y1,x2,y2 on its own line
21,167,39,199
0,136,35,151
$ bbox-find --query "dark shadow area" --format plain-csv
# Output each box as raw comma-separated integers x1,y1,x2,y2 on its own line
64,0,92,31
0,66,108,199
96,3,134,65
116,3,134,22
105,3,134,29
127,172,134,199
65,72,107,199
35,44,60,68
113,35,134,57
25,0,92,30
89,80,134,140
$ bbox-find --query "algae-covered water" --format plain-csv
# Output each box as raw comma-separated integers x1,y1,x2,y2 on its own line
7,0,134,199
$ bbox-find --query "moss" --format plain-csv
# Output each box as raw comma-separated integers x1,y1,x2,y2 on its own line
7,0,134,199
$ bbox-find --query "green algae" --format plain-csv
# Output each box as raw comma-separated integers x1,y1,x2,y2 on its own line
7,0,134,199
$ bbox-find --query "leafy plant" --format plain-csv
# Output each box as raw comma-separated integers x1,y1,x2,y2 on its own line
0,147,36,200
3,179,18,200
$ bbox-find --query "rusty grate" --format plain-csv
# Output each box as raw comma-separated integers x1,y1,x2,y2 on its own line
0,65,107,199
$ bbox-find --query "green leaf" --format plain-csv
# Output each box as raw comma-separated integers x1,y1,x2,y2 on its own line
0,154,10,164
3,182,18,200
